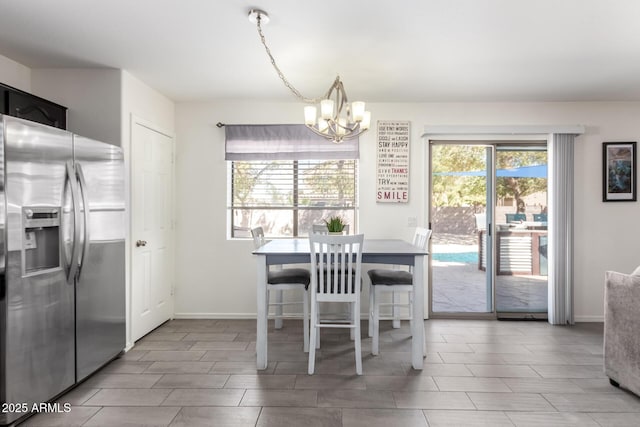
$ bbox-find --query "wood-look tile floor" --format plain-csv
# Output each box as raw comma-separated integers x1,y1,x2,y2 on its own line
22,319,640,426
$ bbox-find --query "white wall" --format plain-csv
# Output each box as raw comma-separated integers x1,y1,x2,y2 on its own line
31,68,122,145
0,53,31,91
121,71,175,132
175,100,640,322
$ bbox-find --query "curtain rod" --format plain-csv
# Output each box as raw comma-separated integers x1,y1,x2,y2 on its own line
217,123,308,128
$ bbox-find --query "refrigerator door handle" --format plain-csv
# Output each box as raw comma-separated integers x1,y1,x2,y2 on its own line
76,163,90,280
65,160,81,283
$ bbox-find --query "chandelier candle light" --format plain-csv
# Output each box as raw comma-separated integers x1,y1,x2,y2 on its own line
249,9,371,143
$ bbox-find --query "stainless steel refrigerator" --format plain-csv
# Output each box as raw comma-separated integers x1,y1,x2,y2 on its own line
0,115,125,426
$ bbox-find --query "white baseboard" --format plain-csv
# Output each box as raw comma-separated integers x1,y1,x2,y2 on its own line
574,315,604,322
173,312,374,320
173,312,256,319
173,312,603,322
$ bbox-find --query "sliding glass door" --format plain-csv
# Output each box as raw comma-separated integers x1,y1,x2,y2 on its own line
429,142,548,319
494,146,548,317
429,144,494,316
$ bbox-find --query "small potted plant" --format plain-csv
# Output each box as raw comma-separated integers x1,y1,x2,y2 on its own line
324,216,347,234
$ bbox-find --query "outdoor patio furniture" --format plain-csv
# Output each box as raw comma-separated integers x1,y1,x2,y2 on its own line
533,213,547,222
505,213,527,223
474,213,486,231
478,229,547,275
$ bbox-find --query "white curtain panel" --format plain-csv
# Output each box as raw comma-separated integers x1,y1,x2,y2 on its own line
548,133,575,325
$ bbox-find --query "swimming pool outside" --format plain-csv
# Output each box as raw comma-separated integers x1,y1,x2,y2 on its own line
431,252,477,263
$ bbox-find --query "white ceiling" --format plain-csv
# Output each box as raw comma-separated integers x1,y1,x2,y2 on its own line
1,0,639,103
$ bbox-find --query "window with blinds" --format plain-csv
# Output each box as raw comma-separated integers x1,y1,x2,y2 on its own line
230,159,357,237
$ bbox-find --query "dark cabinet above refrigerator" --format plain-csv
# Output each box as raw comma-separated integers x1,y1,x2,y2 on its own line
1,82,67,130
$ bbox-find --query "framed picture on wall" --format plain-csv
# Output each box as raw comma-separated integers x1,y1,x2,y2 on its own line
603,141,637,202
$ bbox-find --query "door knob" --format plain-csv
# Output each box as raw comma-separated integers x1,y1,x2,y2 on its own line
136,240,147,247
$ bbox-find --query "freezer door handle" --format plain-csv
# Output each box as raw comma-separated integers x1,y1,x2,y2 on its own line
76,163,90,281
65,161,81,283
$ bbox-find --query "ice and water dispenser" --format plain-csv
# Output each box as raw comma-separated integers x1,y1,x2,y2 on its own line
22,207,61,274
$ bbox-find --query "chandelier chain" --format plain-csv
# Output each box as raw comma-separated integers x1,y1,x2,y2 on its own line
256,15,330,104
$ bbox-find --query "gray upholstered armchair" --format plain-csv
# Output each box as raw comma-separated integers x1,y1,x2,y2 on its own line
604,269,640,396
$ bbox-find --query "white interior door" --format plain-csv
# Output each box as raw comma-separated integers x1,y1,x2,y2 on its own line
131,119,174,341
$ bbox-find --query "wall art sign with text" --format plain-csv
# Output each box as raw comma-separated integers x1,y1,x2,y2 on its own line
603,141,637,202
376,120,410,203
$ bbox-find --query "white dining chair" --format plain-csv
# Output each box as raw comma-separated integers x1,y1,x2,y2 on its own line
251,227,310,352
308,233,364,375
367,227,431,356
310,222,354,345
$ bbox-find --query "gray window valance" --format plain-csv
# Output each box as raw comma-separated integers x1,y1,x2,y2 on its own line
224,124,359,161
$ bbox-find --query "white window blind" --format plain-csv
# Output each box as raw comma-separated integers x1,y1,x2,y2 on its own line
225,125,359,237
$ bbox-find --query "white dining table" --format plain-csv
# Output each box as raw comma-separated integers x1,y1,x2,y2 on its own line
252,238,428,370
